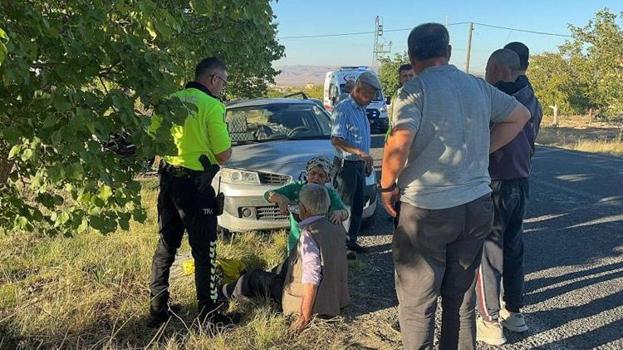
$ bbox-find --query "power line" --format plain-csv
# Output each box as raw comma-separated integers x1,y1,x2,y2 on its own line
277,21,571,40
472,22,572,38
279,30,374,40
278,22,469,40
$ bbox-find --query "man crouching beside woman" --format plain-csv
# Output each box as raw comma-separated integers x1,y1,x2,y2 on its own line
219,183,350,332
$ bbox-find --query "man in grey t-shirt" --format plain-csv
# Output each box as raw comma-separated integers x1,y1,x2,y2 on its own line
380,23,530,350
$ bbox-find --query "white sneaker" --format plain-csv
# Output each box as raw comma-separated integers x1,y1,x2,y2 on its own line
477,317,507,345
500,308,529,333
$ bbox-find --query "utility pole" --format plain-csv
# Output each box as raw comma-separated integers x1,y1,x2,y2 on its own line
372,16,392,67
465,22,474,73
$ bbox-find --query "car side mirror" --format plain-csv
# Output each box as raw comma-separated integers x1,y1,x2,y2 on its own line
385,96,392,105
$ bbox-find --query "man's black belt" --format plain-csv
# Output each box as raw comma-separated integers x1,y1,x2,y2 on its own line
334,157,364,167
159,161,202,178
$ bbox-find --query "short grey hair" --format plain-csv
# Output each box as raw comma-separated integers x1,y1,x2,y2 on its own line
299,184,330,216
488,48,521,72
408,23,450,61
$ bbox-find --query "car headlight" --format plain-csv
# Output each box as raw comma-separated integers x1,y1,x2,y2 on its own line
380,106,387,113
220,168,261,185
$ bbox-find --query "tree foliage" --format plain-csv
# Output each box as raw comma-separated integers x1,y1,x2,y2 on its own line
377,52,409,98
529,53,583,115
267,84,324,100
0,1,284,235
529,9,623,119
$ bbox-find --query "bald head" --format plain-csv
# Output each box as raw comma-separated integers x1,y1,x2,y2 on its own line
485,49,521,85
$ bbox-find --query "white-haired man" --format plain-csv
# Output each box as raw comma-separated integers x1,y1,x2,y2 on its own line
220,184,350,332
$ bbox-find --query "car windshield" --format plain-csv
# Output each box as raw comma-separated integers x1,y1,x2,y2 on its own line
339,83,383,101
226,103,332,145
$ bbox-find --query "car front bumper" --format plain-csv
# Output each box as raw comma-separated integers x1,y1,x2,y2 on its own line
218,182,378,233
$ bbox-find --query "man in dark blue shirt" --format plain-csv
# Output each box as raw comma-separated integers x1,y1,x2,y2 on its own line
476,44,543,346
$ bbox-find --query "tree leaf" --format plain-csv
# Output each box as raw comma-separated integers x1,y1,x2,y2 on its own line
0,27,7,67
8,145,21,160
98,185,113,201
21,149,33,162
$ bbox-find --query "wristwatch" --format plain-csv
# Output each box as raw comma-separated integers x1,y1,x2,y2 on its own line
379,183,397,193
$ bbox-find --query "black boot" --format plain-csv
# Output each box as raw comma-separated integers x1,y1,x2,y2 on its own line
148,306,170,328
147,299,183,328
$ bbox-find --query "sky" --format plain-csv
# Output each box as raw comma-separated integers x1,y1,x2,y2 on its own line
272,0,623,74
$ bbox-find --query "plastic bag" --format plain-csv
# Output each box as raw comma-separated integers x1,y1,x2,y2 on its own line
182,257,246,285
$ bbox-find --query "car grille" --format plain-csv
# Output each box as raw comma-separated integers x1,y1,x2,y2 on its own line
256,205,288,221
366,109,380,119
258,172,291,185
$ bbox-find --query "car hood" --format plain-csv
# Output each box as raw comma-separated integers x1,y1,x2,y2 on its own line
225,139,334,178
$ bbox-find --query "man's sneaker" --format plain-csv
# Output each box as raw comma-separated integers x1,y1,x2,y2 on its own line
500,308,529,333
347,241,369,254
476,317,507,345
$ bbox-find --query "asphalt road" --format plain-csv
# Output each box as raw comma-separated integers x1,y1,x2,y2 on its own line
346,135,623,349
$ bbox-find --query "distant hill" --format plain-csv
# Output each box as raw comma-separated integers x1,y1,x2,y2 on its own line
274,65,337,87
274,64,483,87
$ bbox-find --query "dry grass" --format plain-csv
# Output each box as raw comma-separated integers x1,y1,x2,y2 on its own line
537,115,623,155
0,180,354,350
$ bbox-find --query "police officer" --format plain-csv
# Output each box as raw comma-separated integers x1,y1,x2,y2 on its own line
148,57,233,327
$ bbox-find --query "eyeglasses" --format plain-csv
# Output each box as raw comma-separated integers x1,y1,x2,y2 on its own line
211,74,228,86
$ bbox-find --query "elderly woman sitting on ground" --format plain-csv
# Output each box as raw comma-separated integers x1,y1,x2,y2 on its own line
220,184,350,332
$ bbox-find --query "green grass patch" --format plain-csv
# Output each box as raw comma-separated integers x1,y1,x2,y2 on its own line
0,181,356,349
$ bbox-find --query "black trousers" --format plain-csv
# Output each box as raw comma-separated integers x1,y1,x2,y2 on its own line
333,158,366,243
477,178,529,320
221,259,289,304
150,170,219,314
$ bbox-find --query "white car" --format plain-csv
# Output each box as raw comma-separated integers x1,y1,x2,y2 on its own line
213,98,378,233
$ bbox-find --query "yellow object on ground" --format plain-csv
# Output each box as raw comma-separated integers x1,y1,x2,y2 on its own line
182,257,246,284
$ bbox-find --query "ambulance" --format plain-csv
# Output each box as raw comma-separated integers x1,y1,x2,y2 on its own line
323,66,389,133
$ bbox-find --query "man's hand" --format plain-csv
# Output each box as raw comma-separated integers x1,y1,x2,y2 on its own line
381,187,400,218
331,137,373,172
267,192,291,215
289,315,312,333
276,197,290,215
295,283,318,334
214,148,232,165
329,209,348,224
359,152,374,175
380,128,414,217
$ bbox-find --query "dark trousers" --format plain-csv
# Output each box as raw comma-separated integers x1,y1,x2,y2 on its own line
221,260,289,304
393,195,493,350
150,170,219,315
393,200,401,229
477,179,529,320
333,158,365,243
